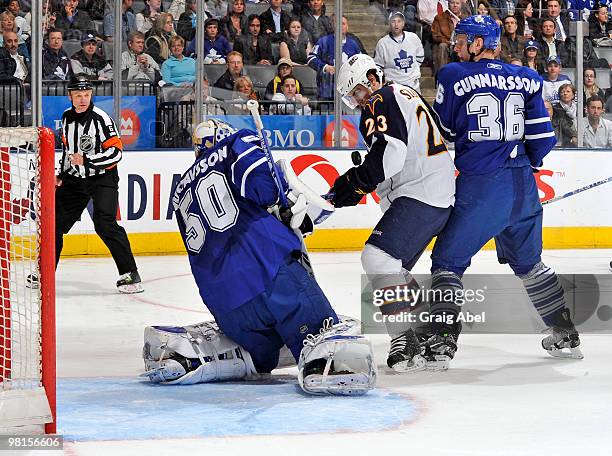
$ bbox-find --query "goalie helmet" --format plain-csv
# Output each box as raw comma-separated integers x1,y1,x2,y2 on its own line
192,118,237,157
452,15,501,50
336,54,384,109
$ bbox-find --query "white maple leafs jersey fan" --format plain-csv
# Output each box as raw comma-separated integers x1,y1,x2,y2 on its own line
374,32,424,91
359,84,455,212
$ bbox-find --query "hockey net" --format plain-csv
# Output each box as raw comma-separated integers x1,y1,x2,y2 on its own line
0,127,56,434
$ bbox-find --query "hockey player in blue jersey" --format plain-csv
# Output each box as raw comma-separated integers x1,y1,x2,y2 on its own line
422,15,583,368
334,54,456,372
140,119,376,395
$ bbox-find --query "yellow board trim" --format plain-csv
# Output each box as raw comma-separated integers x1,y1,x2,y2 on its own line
58,227,612,258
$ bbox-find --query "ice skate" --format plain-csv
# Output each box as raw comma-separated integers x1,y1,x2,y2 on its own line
117,270,144,294
415,322,462,371
542,309,583,359
387,328,427,373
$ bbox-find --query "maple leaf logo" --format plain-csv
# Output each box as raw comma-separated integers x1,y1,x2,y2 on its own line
393,49,414,73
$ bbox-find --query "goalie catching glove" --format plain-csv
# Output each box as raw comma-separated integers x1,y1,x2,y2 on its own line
330,167,376,208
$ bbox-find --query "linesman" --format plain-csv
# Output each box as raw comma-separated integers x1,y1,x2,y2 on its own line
56,76,143,293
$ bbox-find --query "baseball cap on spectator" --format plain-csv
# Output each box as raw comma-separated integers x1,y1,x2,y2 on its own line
205,18,220,28
546,55,561,65
389,11,405,21
277,58,294,68
81,33,97,44
524,40,539,50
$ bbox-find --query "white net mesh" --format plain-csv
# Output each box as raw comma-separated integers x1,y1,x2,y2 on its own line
0,127,43,394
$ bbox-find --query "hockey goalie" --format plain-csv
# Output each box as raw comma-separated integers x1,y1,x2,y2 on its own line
141,119,376,395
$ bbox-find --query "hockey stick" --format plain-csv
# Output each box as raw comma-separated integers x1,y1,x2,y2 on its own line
541,176,612,205
246,100,289,207
245,100,316,277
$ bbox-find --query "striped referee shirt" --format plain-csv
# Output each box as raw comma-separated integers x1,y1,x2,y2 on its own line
60,104,123,178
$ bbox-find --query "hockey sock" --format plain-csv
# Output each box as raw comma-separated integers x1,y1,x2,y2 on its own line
429,269,463,326
518,262,566,327
362,244,424,338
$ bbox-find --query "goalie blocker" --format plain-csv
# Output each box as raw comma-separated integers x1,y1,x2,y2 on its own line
141,316,376,396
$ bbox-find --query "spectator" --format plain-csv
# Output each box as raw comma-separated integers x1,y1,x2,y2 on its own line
70,32,112,80
220,0,247,44
233,14,273,65
515,0,536,39
145,12,175,65
0,41,17,79
374,11,424,91
0,11,27,59
417,0,441,28
227,74,259,114
103,0,137,43
546,0,569,43
500,15,524,63
583,67,606,106
432,0,463,74
270,74,311,115
166,0,187,21
476,1,501,25
589,5,612,42
178,0,212,42
213,49,243,95
186,17,231,64
121,30,161,81
264,57,302,99
522,39,545,74
584,95,612,148
509,57,522,65
259,0,290,42
537,17,569,66
542,55,571,105
161,35,196,86
135,0,163,35
42,28,72,80
54,0,93,39
181,77,226,115
490,0,518,22
2,30,27,81
545,99,576,147
207,0,229,20
6,1,30,44
556,82,577,130
278,17,312,64
300,0,332,45
307,15,360,101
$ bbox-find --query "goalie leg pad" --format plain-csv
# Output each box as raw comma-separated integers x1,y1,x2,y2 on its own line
298,318,377,396
141,322,258,385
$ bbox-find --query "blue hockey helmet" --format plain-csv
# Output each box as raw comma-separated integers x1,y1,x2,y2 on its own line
192,118,237,157
453,15,501,50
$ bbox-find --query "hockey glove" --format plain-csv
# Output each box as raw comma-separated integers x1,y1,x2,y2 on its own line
330,167,376,208
278,194,314,237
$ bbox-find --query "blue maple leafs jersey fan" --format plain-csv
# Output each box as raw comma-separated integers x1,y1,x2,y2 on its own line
172,129,301,313
434,60,556,174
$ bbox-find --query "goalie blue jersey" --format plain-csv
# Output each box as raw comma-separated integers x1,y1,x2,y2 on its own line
433,60,556,174
173,129,301,313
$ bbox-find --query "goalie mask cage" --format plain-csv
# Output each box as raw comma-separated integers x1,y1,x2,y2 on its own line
0,127,56,434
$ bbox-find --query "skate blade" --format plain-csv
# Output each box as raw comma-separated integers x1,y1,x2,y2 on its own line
546,346,584,360
426,355,451,371
118,283,144,294
390,355,427,373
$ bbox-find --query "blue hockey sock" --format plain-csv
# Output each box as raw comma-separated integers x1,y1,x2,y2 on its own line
518,262,566,327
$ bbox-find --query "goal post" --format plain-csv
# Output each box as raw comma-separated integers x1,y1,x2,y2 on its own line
0,127,56,434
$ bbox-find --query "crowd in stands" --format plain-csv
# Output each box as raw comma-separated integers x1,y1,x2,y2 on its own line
2,0,612,147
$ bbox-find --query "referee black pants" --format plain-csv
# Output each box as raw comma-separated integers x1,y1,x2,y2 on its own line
55,169,137,275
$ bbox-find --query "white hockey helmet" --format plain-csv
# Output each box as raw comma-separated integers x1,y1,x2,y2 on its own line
192,118,237,157
337,54,384,109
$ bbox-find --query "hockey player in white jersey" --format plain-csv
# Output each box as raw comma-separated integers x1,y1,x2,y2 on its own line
333,54,455,372
374,11,424,92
